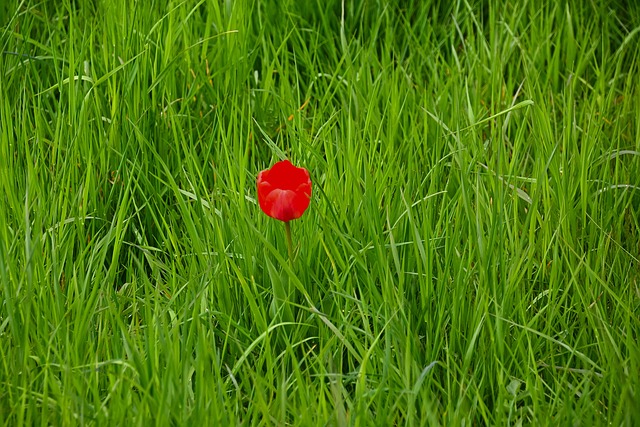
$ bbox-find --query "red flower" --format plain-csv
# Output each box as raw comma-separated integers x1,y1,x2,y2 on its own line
257,160,312,222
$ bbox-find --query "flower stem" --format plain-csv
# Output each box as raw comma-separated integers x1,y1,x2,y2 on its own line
284,221,293,267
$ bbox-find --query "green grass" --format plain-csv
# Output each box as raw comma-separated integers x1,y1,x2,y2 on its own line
1,0,639,425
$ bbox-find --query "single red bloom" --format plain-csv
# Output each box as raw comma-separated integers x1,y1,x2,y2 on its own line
257,160,312,222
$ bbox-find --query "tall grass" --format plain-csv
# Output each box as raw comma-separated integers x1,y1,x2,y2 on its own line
1,0,639,424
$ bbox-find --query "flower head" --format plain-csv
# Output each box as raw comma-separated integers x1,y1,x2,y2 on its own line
257,160,312,222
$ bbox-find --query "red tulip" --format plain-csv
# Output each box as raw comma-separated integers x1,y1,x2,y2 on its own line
257,160,312,222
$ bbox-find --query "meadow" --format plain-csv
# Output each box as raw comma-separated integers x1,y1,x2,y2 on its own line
1,0,639,425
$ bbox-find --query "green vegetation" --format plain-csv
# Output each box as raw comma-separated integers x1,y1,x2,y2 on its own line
1,0,639,424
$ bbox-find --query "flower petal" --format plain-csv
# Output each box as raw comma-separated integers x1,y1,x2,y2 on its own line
257,159,312,222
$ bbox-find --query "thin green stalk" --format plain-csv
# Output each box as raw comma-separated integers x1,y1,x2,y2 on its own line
284,221,293,268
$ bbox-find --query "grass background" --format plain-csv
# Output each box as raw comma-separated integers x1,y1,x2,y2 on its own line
1,0,640,425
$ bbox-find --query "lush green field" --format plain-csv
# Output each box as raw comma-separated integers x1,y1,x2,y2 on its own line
1,0,639,425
